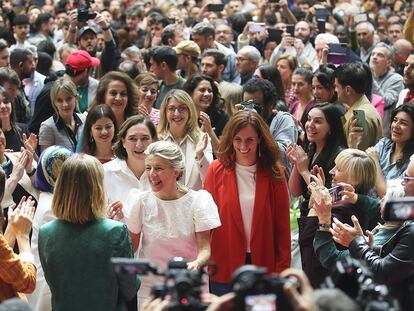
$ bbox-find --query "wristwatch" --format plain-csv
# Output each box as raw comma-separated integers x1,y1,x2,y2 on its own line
318,223,331,231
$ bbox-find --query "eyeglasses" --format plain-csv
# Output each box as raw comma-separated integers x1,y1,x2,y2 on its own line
167,105,188,114
140,87,158,95
403,173,414,182
236,57,250,62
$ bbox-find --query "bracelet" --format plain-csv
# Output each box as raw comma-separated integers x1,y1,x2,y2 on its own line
318,223,331,231
26,168,36,177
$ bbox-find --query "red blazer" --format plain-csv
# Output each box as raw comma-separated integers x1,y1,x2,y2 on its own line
204,160,291,284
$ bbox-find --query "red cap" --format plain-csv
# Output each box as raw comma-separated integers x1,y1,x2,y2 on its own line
65,50,100,72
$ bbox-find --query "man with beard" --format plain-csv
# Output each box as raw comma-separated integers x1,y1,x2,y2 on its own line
270,21,319,71
396,51,414,107
66,10,121,79
28,13,55,46
10,48,45,122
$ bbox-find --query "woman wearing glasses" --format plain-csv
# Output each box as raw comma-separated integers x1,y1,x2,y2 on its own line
81,105,118,164
135,73,160,126
366,103,414,198
158,89,213,190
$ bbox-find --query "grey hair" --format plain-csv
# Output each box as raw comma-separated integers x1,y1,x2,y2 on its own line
374,42,394,59
121,45,141,58
239,45,261,63
315,33,339,45
356,22,375,34
145,141,185,173
0,39,8,51
192,22,215,37
57,43,77,61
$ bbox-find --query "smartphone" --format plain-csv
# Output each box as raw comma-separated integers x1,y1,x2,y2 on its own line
328,186,343,203
353,109,366,128
354,13,368,24
286,24,295,37
315,8,330,20
245,294,276,311
327,43,347,65
267,28,283,44
207,3,225,12
383,197,414,221
249,22,266,33
317,19,326,33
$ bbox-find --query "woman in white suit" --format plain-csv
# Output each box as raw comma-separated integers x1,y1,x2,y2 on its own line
157,90,213,190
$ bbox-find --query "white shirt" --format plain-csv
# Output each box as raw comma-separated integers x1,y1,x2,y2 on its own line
235,163,256,252
103,158,150,206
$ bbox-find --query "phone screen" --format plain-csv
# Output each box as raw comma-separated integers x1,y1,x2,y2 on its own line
384,198,414,221
327,43,347,65
245,294,277,311
267,28,283,43
286,24,295,36
207,3,225,12
328,186,342,203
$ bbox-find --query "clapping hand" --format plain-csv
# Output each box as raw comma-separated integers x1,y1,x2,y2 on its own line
8,196,36,237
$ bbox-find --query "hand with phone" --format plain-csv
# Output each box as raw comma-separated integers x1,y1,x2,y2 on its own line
348,110,366,148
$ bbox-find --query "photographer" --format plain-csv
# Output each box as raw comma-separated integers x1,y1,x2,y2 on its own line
65,9,121,79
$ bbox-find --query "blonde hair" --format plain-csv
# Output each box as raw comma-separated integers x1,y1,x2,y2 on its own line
52,154,107,223
219,82,243,117
50,77,77,112
145,140,185,173
335,149,376,194
158,89,201,142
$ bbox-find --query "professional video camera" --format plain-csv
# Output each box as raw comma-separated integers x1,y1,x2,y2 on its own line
111,257,208,311
77,0,97,22
322,256,400,311
231,265,297,311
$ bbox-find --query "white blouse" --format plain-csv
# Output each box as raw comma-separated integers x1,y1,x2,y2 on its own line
124,189,221,269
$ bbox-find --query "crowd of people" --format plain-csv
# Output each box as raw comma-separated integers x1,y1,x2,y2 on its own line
0,0,413,310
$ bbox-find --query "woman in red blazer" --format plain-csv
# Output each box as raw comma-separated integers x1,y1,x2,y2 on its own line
204,109,291,295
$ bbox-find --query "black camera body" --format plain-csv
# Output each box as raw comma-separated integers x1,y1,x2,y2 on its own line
240,99,263,115
231,265,295,311
322,256,400,311
111,257,207,311
77,0,97,22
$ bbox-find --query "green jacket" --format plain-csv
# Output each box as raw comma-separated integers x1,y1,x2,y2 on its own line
39,218,138,311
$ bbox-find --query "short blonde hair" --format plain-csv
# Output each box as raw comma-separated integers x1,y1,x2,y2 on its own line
335,149,376,194
145,140,185,173
50,77,77,112
158,89,201,142
52,154,107,223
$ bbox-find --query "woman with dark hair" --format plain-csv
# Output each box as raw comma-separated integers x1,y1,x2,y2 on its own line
205,110,291,295
82,105,118,164
0,86,26,151
312,65,340,105
183,74,228,154
288,103,348,215
366,102,414,198
290,67,315,128
89,71,139,128
254,64,287,112
104,115,158,219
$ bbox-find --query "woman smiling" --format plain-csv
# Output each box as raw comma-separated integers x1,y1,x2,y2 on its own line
39,78,85,152
158,89,213,190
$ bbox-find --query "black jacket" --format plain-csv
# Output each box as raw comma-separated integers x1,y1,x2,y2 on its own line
28,70,65,136
349,221,414,311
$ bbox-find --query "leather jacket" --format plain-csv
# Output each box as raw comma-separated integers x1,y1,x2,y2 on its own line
349,221,414,311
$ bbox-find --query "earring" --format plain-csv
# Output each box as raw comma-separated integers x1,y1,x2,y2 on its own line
90,136,94,143
258,144,261,158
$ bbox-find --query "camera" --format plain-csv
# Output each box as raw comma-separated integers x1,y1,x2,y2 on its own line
328,186,343,203
240,99,263,115
232,265,297,311
111,257,208,311
77,0,97,22
322,256,399,311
